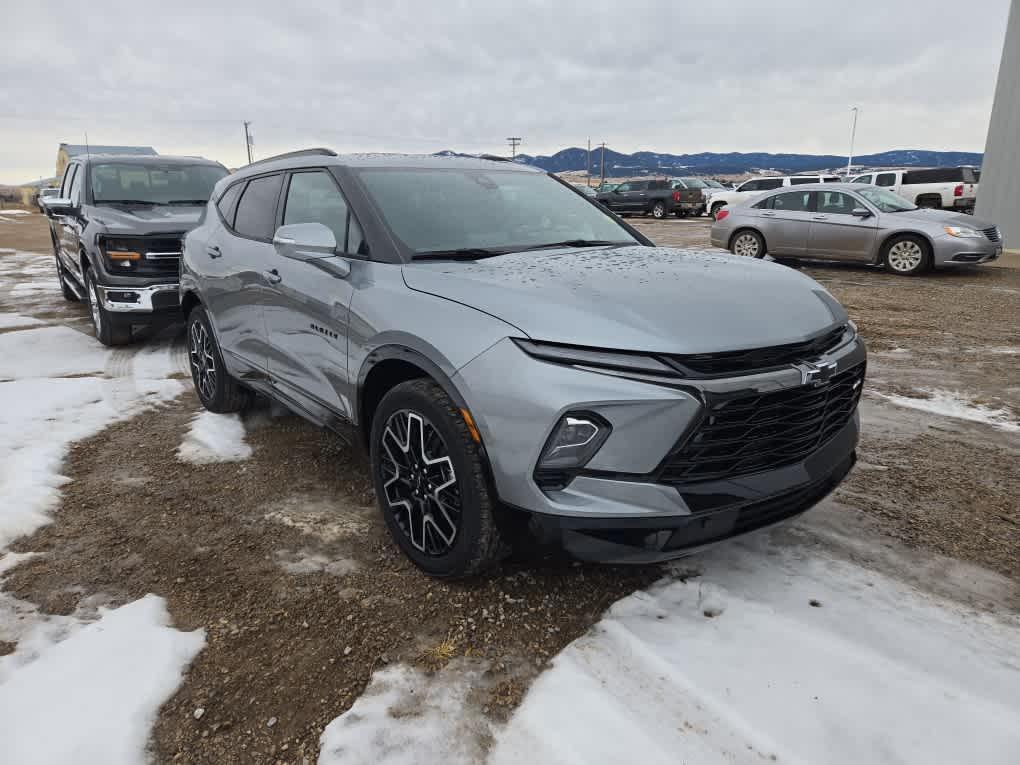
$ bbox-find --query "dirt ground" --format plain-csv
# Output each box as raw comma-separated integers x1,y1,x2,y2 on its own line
2,212,1018,762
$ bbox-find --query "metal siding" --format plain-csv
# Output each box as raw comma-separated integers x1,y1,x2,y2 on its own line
977,0,1020,247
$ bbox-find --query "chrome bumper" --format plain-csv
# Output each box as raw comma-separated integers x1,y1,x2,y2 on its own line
96,282,179,313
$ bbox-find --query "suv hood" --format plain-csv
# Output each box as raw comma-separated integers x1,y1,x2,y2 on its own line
89,203,206,234
402,246,848,354
887,207,996,229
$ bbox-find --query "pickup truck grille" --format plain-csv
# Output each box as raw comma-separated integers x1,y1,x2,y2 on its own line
660,362,865,484
662,325,848,379
982,227,1001,243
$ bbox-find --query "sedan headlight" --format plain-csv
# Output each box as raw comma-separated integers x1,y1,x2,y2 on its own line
943,225,984,238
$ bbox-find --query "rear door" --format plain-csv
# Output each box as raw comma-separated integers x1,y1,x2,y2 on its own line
264,169,362,421
754,190,815,255
203,173,283,376
807,190,879,261
874,172,899,195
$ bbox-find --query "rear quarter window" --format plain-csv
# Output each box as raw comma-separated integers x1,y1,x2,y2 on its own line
216,182,244,227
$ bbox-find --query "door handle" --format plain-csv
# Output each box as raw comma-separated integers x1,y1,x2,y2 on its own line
206,245,222,259
761,212,776,217
263,268,282,284
812,216,828,220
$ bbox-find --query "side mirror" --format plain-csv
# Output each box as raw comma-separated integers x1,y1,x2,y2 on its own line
851,207,872,218
42,197,75,216
272,222,337,261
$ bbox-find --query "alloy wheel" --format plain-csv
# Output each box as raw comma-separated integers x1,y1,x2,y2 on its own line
189,321,218,401
380,409,460,556
652,203,665,218
733,233,760,257
887,241,923,273
87,280,102,337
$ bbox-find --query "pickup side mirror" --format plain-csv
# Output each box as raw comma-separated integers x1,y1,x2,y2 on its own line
273,222,337,261
851,207,872,218
42,197,75,216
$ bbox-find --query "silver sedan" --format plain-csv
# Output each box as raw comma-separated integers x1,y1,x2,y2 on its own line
710,183,1004,276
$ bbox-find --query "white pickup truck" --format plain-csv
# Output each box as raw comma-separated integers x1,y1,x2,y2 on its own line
849,167,978,212
704,174,841,219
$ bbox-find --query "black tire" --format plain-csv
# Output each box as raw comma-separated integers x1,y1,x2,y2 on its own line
186,305,249,412
711,202,726,220
370,379,507,578
729,229,767,258
54,251,77,302
84,268,131,346
650,201,667,219
881,234,930,276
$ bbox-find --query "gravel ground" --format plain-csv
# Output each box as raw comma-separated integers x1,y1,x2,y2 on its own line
2,213,1018,762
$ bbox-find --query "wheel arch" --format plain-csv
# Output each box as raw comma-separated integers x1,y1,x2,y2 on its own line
876,229,934,264
180,289,202,317
728,226,768,253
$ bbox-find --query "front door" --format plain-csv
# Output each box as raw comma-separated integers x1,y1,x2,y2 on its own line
808,191,879,261
57,164,85,278
264,170,361,421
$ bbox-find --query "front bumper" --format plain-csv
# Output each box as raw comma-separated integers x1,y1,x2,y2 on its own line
455,334,865,559
932,234,1003,267
95,282,180,313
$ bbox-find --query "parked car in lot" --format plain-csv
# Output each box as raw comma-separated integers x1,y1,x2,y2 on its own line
669,177,711,216
596,179,683,218
181,150,865,577
572,183,598,198
849,167,977,213
36,187,59,212
710,183,1003,275
705,174,842,219
42,154,228,345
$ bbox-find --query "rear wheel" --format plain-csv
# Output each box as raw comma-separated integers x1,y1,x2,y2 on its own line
371,379,507,578
730,229,766,258
915,195,942,210
650,201,667,219
882,235,930,276
187,305,249,412
84,269,131,346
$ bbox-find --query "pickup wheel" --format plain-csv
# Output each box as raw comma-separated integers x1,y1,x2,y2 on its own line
84,269,131,346
882,234,930,276
650,201,667,219
187,305,249,412
370,379,507,578
711,202,727,220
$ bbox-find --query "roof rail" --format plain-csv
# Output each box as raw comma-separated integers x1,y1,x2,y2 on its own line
245,148,337,167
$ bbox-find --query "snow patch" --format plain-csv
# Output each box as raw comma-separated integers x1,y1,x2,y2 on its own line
0,313,44,330
0,325,109,379
871,388,1019,432
264,494,373,543
0,595,204,765
0,209,30,216
319,661,493,765
177,411,253,464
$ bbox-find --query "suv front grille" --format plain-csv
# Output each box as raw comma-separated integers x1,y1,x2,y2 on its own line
982,226,1001,243
662,325,848,378
660,362,865,484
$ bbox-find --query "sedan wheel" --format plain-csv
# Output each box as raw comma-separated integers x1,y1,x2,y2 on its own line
884,236,928,276
732,231,764,258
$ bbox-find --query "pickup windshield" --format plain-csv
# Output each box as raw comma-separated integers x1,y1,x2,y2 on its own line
91,163,228,205
856,187,917,212
678,177,708,189
356,168,638,257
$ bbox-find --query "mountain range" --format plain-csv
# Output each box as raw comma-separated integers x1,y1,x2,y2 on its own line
458,147,983,177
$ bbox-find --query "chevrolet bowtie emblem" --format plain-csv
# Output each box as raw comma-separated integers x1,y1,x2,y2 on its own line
796,360,838,387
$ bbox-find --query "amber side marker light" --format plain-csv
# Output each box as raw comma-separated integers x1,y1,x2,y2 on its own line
460,408,482,444
107,251,141,260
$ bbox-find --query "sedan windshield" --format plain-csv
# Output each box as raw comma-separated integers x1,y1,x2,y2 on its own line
356,168,637,256
856,187,917,213
91,163,228,205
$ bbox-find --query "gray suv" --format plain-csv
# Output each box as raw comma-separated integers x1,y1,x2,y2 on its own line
181,149,866,577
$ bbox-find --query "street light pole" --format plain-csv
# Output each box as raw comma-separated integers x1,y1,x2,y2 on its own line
846,107,859,177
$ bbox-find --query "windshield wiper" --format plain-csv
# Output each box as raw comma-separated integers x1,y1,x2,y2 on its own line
413,247,509,261
98,199,156,205
166,199,209,205
516,239,628,252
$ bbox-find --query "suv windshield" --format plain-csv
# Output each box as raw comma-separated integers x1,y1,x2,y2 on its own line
356,168,637,256
856,187,917,212
91,162,228,204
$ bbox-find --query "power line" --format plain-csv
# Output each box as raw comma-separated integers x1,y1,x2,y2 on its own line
507,137,521,160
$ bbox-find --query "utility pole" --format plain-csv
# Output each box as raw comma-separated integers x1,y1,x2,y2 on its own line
846,107,859,178
587,138,592,187
506,137,521,160
599,142,607,187
244,121,254,164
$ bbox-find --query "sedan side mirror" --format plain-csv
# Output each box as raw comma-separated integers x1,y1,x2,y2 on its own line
273,222,337,261
851,207,872,218
42,197,75,216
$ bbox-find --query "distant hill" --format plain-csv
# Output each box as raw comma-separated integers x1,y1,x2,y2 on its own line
487,147,982,177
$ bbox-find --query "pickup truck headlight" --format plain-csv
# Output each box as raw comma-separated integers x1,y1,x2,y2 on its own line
98,236,143,269
943,225,984,238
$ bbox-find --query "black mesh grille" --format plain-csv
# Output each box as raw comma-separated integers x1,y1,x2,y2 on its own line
660,363,865,484
663,325,847,378
982,227,1001,243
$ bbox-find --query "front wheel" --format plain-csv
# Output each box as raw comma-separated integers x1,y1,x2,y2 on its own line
883,235,930,276
84,269,131,346
730,229,766,258
187,305,249,412
371,379,507,578
650,201,667,219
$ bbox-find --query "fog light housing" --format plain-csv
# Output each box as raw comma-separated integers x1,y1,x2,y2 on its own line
537,412,612,471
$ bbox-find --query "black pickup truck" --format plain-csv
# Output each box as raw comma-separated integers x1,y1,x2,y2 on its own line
596,179,684,218
42,154,228,345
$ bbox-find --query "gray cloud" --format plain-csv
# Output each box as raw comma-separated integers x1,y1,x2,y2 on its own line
0,0,1009,182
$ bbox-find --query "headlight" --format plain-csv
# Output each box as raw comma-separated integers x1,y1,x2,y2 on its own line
99,236,143,269
512,338,678,378
943,225,984,238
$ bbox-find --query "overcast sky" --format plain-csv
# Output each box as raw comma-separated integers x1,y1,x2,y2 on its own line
0,0,1010,183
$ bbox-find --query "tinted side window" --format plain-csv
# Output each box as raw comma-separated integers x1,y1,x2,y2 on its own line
823,177,841,183
903,168,964,184
67,165,83,205
771,191,813,212
790,177,817,185
875,173,897,187
283,171,349,249
647,180,669,190
759,179,784,190
752,196,774,209
739,180,760,191
233,174,283,240
615,183,632,192
216,183,244,227
817,191,857,214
